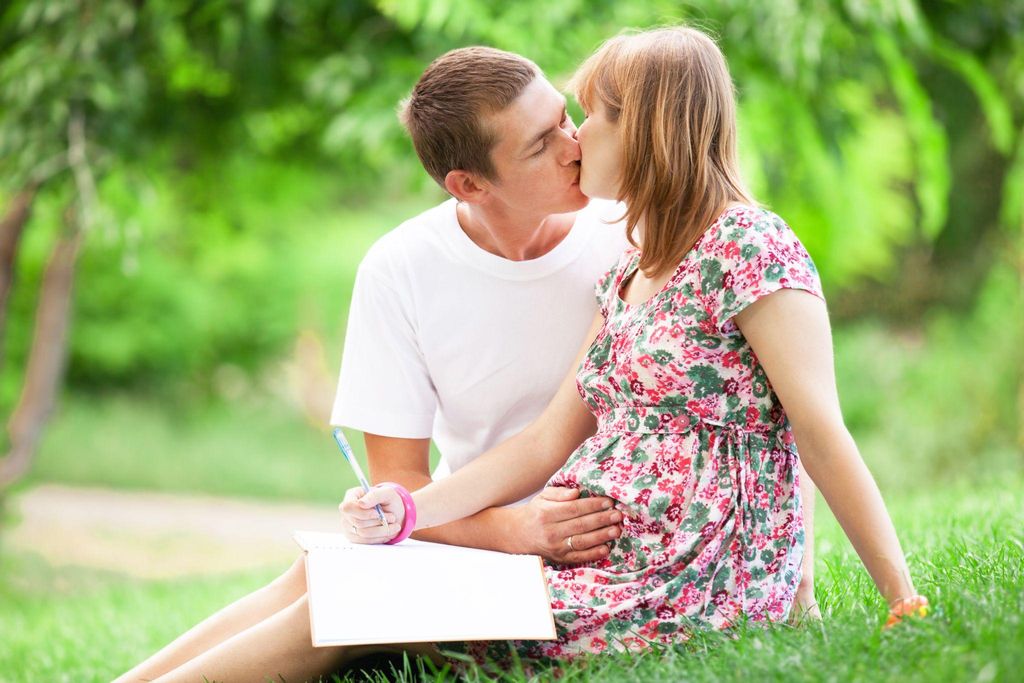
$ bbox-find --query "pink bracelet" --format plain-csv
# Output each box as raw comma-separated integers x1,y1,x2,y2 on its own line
376,482,417,545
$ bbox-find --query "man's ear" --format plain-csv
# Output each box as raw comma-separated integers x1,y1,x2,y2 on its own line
444,170,489,204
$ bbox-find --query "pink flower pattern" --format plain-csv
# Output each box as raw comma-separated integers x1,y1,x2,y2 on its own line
447,206,824,670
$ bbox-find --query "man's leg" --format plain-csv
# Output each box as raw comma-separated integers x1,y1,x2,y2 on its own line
112,554,308,683
150,594,439,683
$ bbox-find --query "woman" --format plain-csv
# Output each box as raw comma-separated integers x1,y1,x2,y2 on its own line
115,26,926,682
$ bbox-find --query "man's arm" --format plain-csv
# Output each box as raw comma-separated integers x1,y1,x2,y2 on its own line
364,433,622,564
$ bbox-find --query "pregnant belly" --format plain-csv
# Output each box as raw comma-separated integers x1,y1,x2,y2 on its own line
549,432,699,573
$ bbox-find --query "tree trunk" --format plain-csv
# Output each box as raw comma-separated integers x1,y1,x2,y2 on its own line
0,185,38,371
0,204,83,492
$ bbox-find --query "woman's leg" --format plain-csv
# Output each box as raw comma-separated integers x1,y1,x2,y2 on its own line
113,554,309,683
150,593,439,683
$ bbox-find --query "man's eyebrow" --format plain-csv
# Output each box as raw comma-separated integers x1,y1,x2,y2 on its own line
522,97,568,153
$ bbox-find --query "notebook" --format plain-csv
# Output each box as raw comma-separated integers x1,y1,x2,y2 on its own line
293,530,557,646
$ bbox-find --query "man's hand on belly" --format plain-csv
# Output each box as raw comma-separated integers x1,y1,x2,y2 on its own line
512,486,623,564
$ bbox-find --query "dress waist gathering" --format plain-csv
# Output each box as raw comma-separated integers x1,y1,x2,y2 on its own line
595,404,791,443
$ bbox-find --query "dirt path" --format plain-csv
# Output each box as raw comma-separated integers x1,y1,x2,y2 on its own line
4,484,341,580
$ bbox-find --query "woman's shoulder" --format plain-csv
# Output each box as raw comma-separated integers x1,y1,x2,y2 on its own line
604,244,641,276
713,204,792,240
616,245,642,270
596,246,640,291
700,204,808,259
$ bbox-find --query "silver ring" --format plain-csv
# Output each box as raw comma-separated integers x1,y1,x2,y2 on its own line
351,524,358,534
566,535,575,551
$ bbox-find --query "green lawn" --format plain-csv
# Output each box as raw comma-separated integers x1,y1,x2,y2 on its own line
1,478,1020,682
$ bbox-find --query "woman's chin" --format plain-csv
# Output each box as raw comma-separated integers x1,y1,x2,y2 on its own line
579,181,614,201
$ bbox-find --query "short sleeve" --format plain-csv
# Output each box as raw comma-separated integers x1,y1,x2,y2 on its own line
594,248,637,318
330,261,437,438
702,209,824,337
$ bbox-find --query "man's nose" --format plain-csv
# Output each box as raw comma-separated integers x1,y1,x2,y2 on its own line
560,130,582,164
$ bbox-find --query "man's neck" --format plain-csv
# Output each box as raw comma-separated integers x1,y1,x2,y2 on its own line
456,202,574,261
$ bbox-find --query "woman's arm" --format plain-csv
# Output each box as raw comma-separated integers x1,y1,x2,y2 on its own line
734,289,917,605
343,312,605,538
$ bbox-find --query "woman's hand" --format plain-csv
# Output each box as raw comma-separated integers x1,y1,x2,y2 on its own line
338,486,404,544
788,582,822,625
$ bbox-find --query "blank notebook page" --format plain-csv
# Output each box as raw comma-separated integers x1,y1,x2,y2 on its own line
294,531,556,646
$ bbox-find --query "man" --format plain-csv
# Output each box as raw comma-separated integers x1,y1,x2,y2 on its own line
332,46,627,563
332,45,817,610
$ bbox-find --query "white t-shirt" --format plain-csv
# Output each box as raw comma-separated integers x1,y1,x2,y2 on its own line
331,198,629,488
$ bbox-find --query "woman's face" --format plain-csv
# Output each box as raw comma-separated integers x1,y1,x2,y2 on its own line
575,98,623,200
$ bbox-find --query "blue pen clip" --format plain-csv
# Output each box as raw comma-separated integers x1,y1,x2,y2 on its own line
332,427,389,530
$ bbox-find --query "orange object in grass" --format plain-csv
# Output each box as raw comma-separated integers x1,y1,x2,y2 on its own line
884,595,930,630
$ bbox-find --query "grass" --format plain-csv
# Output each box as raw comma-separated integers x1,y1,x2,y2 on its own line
1,478,1021,682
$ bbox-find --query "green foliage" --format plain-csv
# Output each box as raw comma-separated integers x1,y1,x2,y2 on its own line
0,0,1020,398
836,257,1022,490
0,0,145,187
0,158,437,402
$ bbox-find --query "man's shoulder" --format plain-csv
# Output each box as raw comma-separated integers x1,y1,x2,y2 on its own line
360,198,456,274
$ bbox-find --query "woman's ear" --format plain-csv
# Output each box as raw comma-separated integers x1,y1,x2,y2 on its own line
444,170,488,204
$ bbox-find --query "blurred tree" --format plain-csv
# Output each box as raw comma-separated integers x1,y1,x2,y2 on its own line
0,0,140,492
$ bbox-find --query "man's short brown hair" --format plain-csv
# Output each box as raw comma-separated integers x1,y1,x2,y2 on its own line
400,47,539,189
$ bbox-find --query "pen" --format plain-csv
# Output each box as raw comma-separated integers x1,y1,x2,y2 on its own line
332,427,389,532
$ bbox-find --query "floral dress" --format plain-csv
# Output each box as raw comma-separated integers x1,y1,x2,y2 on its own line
447,205,824,669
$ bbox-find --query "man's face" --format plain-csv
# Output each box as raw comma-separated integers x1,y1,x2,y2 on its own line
481,76,588,217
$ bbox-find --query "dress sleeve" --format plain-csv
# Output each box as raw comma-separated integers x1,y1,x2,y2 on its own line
594,248,636,319
330,259,437,438
701,209,824,337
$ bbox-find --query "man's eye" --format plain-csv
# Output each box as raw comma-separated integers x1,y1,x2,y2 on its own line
532,142,547,156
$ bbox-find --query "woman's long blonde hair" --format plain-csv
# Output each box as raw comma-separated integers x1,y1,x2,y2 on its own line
569,26,756,277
